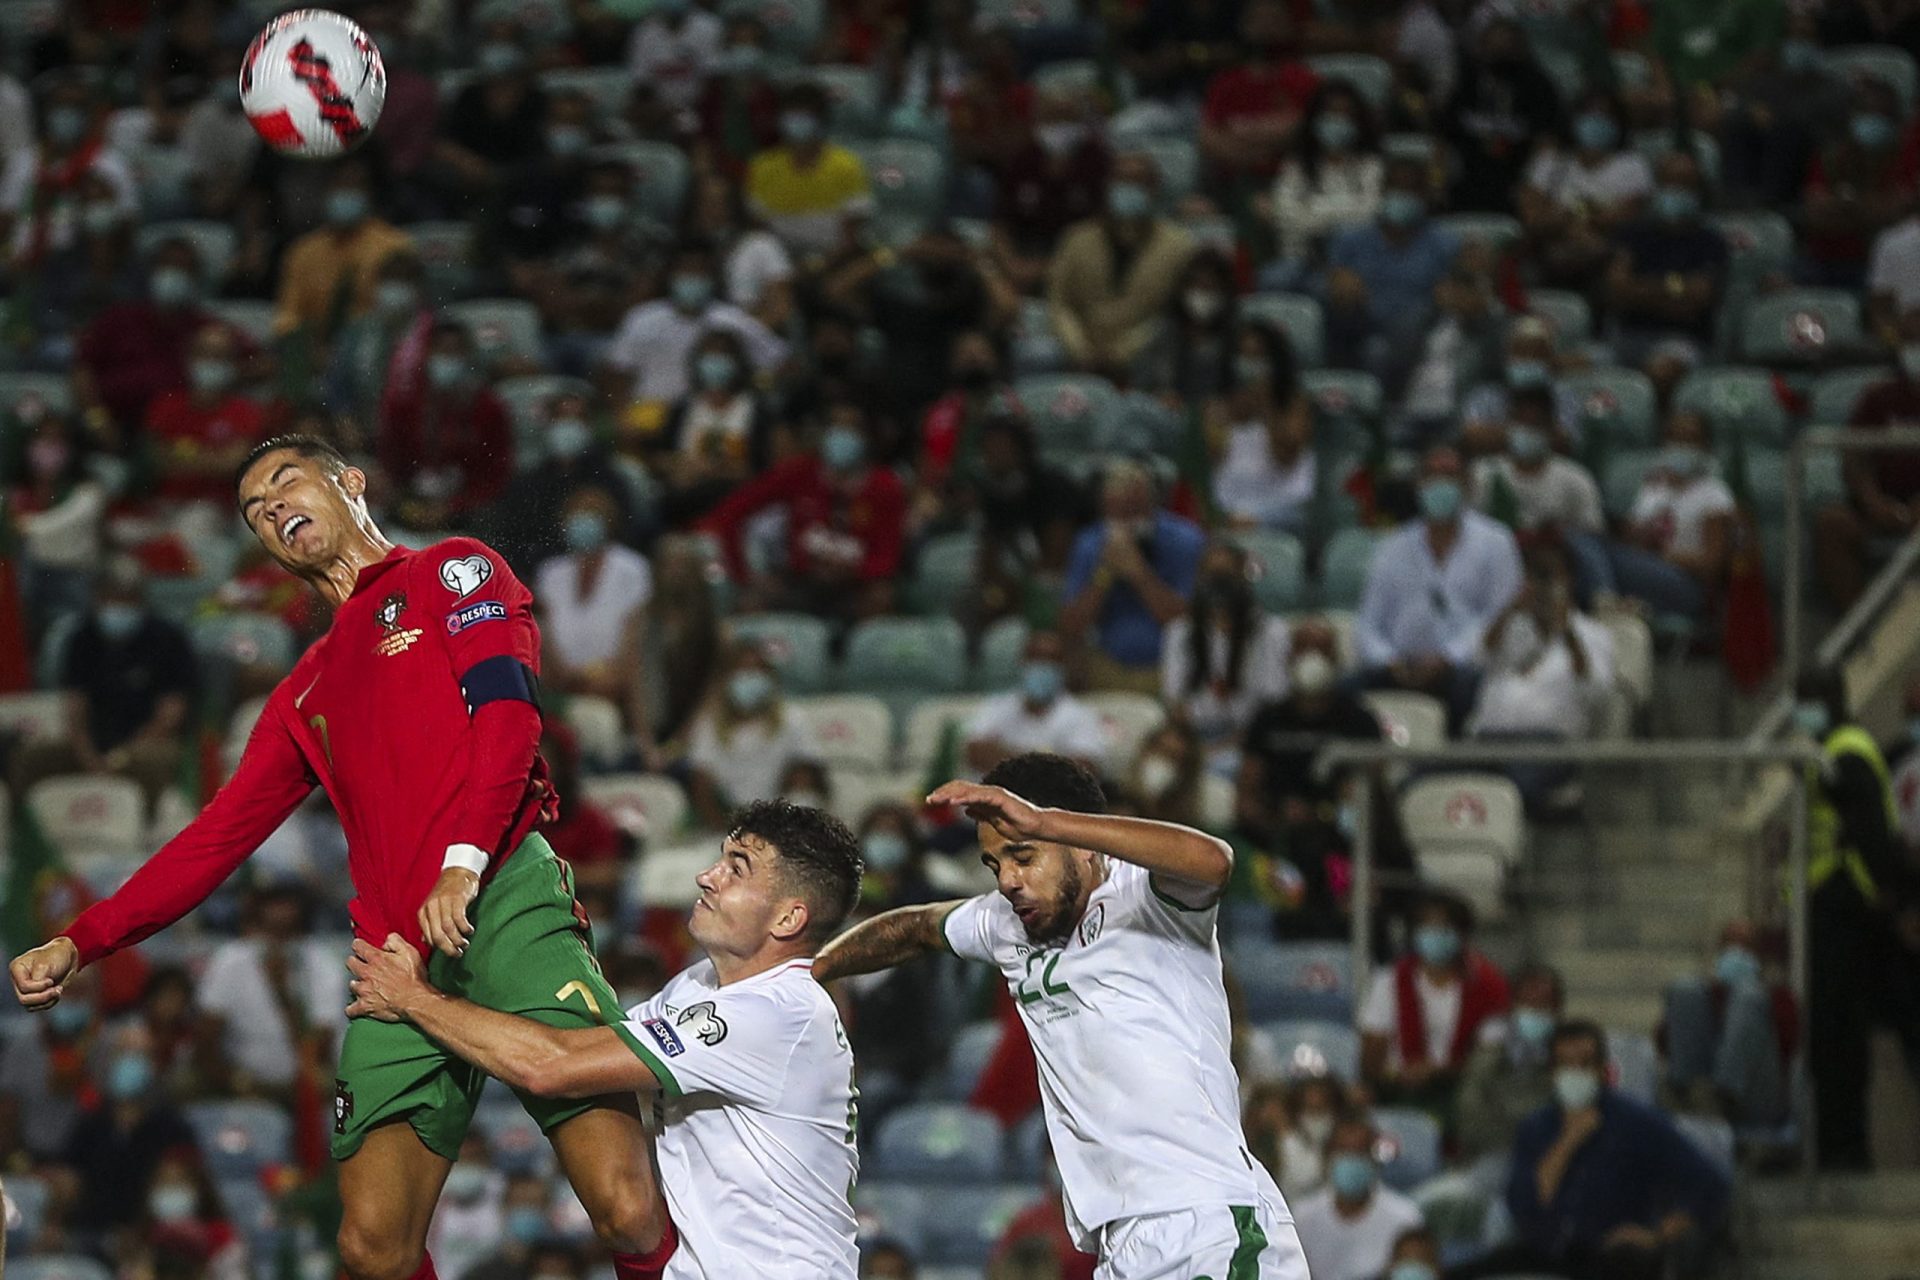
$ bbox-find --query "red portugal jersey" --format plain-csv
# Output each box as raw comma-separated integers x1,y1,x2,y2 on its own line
66,538,554,964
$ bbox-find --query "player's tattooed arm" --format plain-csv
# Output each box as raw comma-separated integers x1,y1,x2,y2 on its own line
812,901,967,983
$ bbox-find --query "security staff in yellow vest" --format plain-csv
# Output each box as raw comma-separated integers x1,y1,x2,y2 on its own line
1795,667,1920,1170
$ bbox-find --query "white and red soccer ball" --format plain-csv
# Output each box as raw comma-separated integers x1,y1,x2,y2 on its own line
240,9,387,159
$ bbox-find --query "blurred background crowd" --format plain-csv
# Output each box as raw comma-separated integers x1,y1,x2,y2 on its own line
4,0,1920,1277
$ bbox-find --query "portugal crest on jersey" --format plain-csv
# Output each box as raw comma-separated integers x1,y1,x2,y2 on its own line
373,591,423,656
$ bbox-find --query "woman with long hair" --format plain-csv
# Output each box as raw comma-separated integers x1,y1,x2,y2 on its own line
1207,320,1316,533
1160,541,1292,761
683,640,810,829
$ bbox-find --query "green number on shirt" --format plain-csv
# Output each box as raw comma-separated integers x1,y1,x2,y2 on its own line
1015,950,1070,1004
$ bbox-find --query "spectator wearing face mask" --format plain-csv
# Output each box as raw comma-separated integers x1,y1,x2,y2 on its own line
4,411,106,631
1133,250,1240,402
1814,307,1920,608
271,156,412,339
10,557,196,812
0,967,101,1162
1208,320,1316,533
965,630,1108,778
836,804,947,1103
626,0,724,112
377,319,514,529
696,18,781,178
685,642,809,829
1659,919,1798,1127
1799,78,1917,290
1456,964,1566,1161
1381,1227,1441,1280
1721,13,1853,210
433,25,550,194
0,71,138,271
699,404,906,620
1518,90,1649,293
194,882,345,1100
916,329,1012,501
1048,151,1198,375
1604,410,1733,622
1197,0,1319,186
745,83,873,258
1604,150,1726,367
687,168,794,332
133,1149,247,1280
463,1174,558,1280
1162,542,1291,759
652,328,773,525
145,321,267,506
955,412,1090,627
1246,1075,1344,1202
1469,389,1604,554
1359,893,1511,1107
1270,79,1384,270
1060,460,1205,692
1458,317,1584,456
482,391,638,576
64,1034,197,1234
1357,446,1524,731
1322,156,1459,380
603,240,788,408
325,249,431,444
1126,720,1207,827
485,88,602,265
990,87,1111,296
1483,1021,1728,1280
1291,1112,1426,1280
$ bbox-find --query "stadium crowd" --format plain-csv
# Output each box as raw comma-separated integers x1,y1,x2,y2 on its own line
4,0,1920,1276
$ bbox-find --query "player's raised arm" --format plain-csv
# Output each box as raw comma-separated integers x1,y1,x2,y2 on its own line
812,900,969,982
928,779,1234,901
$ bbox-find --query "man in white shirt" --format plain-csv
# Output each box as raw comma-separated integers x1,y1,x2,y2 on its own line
345,801,865,1280
813,753,1309,1280
624,0,723,112
965,630,1109,777
1868,214,1920,336
1357,446,1524,731
603,242,788,405
1290,1114,1425,1280
197,881,348,1094
1468,387,1604,537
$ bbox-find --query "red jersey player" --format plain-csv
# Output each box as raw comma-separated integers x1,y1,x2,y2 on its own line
9,436,678,1280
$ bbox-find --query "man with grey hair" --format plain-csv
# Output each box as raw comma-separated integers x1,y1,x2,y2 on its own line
1059,460,1204,693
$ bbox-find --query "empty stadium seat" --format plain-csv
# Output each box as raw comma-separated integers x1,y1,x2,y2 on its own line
1305,53,1392,109
1609,1028,1659,1104
1600,449,1663,519
27,776,145,859
1398,774,1526,920
1374,1107,1443,1190
1525,290,1591,342
728,613,833,693
843,617,969,698
869,1102,1004,1182
561,694,626,768
1230,941,1354,1022
1302,369,1384,456
903,695,987,770
975,0,1078,28
190,614,298,671
1673,366,1790,447
5,1172,50,1244
537,66,632,116
591,141,691,222
796,63,882,134
628,840,715,909
137,220,237,284
1084,691,1165,772
0,691,68,743
921,1184,1037,1265
8,1258,113,1280
911,531,979,614
853,1182,930,1255
1241,293,1324,368
580,774,688,841
1135,135,1198,205
1740,289,1863,365
1433,213,1523,255
848,139,948,222
1562,367,1659,448
445,298,544,364
1260,1018,1362,1082
135,146,194,218
1013,373,1120,458
1233,530,1308,612
1674,1113,1736,1180
206,299,276,344
723,0,825,53
786,694,896,772
939,1019,1003,1101
1824,43,1918,110
185,1100,293,1178
404,220,478,298
1360,690,1447,751
975,618,1030,692
0,371,72,416
1807,366,1886,428
826,767,922,826
1319,528,1382,609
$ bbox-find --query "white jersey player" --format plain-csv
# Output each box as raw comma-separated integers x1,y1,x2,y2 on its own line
345,800,863,1280
815,752,1309,1280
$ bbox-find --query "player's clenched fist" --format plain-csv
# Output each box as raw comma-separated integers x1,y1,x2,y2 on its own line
419,868,480,957
9,936,79,1009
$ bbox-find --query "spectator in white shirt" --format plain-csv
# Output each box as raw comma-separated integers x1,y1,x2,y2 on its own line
1357,446,1525,731
1868,213,1920,338
684,640,810,828
965,629,1109,777
1600,409,1735,622
690,169,795,333
1519,91,1651,292
602,240,788,406
1471,387,1604,536
1468,542,1616,812
1458,315,1583,455
1270,80,1385,271
1291,1113,1426,1280
624,0,723,111
1161,541,1291,761
195,883,346,1097
1209,320,1317,533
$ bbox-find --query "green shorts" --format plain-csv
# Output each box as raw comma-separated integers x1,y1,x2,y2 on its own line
331,834,623,1161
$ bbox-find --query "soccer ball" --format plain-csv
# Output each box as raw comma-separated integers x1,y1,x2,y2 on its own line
239,9,386,158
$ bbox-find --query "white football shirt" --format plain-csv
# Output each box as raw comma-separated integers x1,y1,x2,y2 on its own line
615,957,859,1280
942,861,1282,1249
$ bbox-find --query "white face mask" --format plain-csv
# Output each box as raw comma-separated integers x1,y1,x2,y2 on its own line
1298,1112,1336,1146
1291,650,1336,696
1138,754,1179,796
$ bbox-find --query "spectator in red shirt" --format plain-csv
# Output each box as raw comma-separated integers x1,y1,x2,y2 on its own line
145,322,268,506
1359,891,1511,1108
75,235,250,440
1814,306,1920,607
377,318,514,530
989,1163,1097,1280
1197,0,1320,186
537,723,627,902
1800,77,1920,289
699,399,906,621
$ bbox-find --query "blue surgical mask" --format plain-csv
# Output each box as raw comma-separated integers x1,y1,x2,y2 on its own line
106,1052,154,1101
96,602,143,641
1107,181,1151,220
375,280,418,315
670,273,712,313
1329,1153,1376,1200
1418,478,1462,522
564,511,609,552
1390,1264,1438,1280
1314,114,1358,152
427,353,467,390
1792,701,1830,738
582,195,627,231
546,125,588,158
325,189,370,226
1661,444,1706,479
728,669,774,712
44,105,86,147
695,352,738,391
1852,112,1898,150
150,267,196,307
1413,923,1462,966
1381,190,1425,228
1553,1066,1601,1110
547,418,592,459
862,831,909,872
189,358,235,396
1021,660,1065,704
1572,112,1618,152
505,1206,547,1244
1513,1006,1556,1049
1507,359,1550,389
1908,715,1920,746
1781,39,1821,73
821,425,865,470
779,110,821,145
1653,185,1698,223
1508,425,1549,462
1715,945,1762,988
477,43,524,77
148,1184,197,1224
47,999,91,1037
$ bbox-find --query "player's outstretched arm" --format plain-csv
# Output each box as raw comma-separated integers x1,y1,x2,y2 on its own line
928,780,1233,898
346,935,653,1099
812,901,968,983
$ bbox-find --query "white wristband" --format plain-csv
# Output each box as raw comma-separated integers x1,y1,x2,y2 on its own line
442,844,490,876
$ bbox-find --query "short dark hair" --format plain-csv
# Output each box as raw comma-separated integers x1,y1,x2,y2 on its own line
1514,962,1566,1008
729,799,863,947
234,434,349,494
981,752,1107,815
1551,1017,1608,1060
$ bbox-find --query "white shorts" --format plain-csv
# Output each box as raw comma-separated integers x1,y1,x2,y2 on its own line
1093,1195,1309,1280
